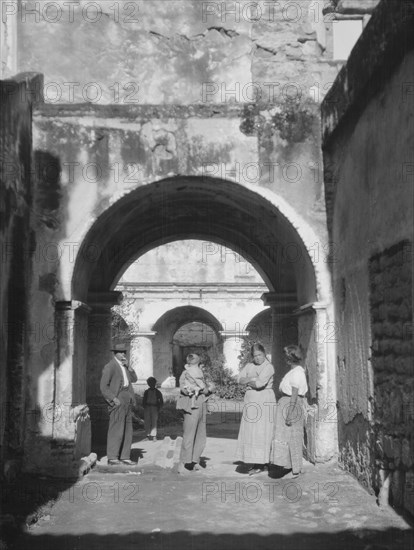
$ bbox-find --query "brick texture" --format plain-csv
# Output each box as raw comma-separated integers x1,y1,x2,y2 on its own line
369,240,413,514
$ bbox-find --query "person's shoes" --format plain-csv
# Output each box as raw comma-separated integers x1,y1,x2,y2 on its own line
248,465,265,476
108,459,122,465
177,462,192,475
120,459,136,466
283,470,300,479
192,463,203,471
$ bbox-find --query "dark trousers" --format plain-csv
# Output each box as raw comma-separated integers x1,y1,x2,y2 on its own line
107,389,133,460
180,404,206,464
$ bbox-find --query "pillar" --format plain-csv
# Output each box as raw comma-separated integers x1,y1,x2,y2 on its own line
219,331,248,376
129,331,157,389
261,292,298,388
87,291,123,449
26,300,92,477
293,301,337,462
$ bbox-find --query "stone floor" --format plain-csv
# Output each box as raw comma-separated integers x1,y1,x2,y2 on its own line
8,402,414,550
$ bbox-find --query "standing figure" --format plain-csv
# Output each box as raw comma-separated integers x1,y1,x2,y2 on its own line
235,343,276,475
100,343,138,466
143,376,164,441
176,352,214,474
270,344,308,478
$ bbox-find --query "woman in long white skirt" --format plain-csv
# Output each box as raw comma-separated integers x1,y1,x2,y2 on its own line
235,343,276,475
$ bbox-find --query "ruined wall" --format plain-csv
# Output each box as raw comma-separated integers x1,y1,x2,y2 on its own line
10,0,346,473
0,74,40,476
322,0,414,514
15,0,342,233
16,1,336,104
369,242,413,514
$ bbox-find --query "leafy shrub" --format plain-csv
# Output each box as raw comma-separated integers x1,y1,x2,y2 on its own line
202,354,246,401
134,396,183,428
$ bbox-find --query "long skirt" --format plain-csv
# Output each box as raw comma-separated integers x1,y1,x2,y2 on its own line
270,395,305,474
235,388,276,464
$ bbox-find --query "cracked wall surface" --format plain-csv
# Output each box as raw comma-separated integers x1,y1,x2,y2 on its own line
1,0,351,476
322,0,414,514
16,0,341,104
0,74,39,476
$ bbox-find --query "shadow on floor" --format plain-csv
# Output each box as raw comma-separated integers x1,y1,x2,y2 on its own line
11,528,414,550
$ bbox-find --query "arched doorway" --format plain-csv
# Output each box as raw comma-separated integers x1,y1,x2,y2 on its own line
66,176,334,464
152,306,223,387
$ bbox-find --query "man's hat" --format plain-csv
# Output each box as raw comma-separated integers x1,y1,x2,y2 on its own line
111,343,128,353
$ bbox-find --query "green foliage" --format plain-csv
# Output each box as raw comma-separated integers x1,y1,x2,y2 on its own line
111,311,133,342
238,337,256,369
134,396,183,428
157,401,183,427
202,354,246,400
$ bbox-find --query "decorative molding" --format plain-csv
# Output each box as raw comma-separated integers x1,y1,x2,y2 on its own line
130,331,157,339
261,292,298,314
219,330,249,339
293,302,328,316
55,300,92,313
87,291,123,311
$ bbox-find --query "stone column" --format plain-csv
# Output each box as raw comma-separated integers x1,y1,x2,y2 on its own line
293,301,337,463
87,291,123,448
42,300,92,476
219,331,248,376
261,292,297,387
129,331,157,390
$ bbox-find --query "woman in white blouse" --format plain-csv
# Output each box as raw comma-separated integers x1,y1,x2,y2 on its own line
270,344,308,478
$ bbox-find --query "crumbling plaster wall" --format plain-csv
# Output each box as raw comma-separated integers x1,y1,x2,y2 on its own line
31,103,330,300
322,0,414,513
11,0,347,473
17,0,337,104
0,74,39,475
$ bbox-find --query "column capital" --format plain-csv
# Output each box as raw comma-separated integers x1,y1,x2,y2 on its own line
293,301,328,315
87,291,123,312
261,292,297,314
130,331,157,338
55,300,92,313
219,330,249,339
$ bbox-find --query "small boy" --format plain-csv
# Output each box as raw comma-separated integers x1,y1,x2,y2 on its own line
142,377,164,441
182,362,206,409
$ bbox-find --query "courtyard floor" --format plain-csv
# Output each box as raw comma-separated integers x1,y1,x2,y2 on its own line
7,401,414,550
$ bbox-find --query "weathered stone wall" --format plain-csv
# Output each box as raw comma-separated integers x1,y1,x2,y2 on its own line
6,0,348,474
370,241,413,514
322,0,414,514
0,74,40,477
16,0,338,105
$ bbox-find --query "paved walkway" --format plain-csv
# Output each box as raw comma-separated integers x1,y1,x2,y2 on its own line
9,402,414,550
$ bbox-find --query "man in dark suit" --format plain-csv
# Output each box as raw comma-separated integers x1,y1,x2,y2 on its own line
100,343,138,465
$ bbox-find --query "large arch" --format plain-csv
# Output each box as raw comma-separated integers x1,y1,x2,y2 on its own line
72,176,326,305
66,176,336,462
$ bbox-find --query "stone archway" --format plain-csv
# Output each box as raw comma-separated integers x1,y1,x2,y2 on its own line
173,321,220,377
151,305,223,387
41,175,336,473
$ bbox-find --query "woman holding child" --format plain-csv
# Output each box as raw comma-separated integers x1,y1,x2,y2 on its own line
176,351,214,474
235,343,276,475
